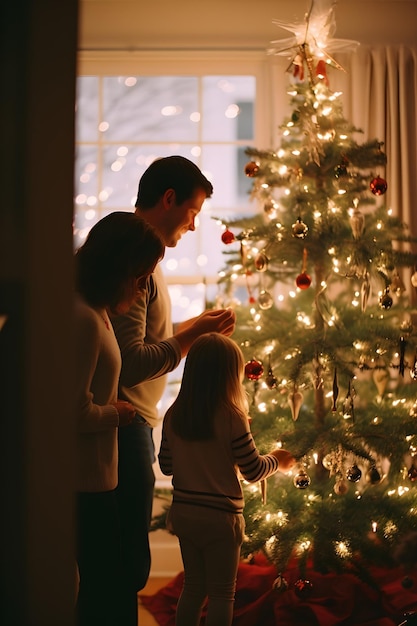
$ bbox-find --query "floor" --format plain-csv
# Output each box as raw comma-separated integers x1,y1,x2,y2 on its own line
138,577,173,626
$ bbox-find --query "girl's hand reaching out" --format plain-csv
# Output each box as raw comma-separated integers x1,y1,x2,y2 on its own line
270,448,296,473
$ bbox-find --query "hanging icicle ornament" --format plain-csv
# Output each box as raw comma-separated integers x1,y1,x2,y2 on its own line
244,358,264,380
379,287,393,310
312,355,324,389
292,216,309,239
399,336,406,377
342,379,355,422
244,161,260,177
296,247,312,289
260,478,267,504
245,271,256,305
221,228,235,244
370,175,388,196
288,385,303,421
332,367,339,412
349,198,365,239
361,272,371,312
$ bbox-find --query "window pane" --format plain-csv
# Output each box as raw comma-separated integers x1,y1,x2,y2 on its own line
202,145,254,213
202,76,255,142
100,144,205,210
76,76,99,142
102,76,199,142
74,73,256,275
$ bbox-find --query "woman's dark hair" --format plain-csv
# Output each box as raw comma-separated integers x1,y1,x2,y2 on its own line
135,155,213,208
75,211,164,309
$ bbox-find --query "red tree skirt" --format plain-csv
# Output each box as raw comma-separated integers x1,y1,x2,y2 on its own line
140,554,417,625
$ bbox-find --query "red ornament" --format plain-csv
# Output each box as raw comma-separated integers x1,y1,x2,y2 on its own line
294,578,313,598
244,161,260,177
370,176,388,196
221,229,235,244
244,359,264,380
316,59,329,86
296,272,312,289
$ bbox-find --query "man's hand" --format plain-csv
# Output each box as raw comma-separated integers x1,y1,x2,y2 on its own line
174,308,236,356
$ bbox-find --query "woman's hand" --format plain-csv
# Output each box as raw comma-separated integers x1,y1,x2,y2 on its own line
113,400,136,427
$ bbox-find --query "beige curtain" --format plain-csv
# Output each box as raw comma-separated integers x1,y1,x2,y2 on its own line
338,45,417,239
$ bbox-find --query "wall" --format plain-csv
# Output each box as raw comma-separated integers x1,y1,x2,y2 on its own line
78,0,417,51
1,0,78,624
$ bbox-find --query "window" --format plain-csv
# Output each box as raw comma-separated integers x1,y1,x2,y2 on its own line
75,51,273,483
75,73,256,307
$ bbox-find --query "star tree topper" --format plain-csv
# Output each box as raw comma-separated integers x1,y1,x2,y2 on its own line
268,0,359,83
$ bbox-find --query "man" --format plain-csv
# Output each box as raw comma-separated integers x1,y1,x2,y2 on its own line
111,156,236,623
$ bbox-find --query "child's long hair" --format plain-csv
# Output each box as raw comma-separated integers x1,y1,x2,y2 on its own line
169,332,248,440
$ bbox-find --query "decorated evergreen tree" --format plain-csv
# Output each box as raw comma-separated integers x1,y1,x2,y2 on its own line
217,1,417,588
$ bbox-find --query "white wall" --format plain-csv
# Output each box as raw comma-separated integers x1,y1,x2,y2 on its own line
79,0,417,51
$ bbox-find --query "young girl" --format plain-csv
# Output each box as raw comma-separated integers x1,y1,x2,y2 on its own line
158,332,295,626
74,211,164,626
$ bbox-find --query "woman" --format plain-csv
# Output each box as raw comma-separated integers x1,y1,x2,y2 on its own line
74,211,164,626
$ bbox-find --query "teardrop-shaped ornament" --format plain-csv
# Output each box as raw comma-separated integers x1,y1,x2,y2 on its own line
332,368,339,412
373,368,389,396
288,388,303,421
254,252,269,272
349,207,365,239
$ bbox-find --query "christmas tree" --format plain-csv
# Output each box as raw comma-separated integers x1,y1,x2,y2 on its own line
217,1,417,586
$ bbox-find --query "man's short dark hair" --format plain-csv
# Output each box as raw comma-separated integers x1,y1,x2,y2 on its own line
135,156,213,208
